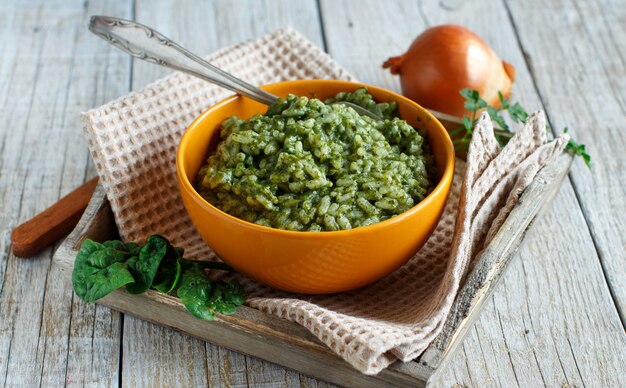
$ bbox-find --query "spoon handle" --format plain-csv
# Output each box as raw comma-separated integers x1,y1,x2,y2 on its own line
89,16,278,105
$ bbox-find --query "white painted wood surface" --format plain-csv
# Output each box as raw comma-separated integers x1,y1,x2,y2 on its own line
1,0,624,387
506,0,626,325
0,1,130,386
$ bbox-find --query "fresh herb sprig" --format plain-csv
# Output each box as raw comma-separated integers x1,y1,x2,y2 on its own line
451,88,591,167
563,127,591,167
72,235,245,320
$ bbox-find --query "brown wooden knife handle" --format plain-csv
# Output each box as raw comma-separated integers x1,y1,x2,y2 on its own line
11,177,99,258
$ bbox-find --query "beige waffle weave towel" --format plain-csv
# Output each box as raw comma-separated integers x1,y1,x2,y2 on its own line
81,28,567,374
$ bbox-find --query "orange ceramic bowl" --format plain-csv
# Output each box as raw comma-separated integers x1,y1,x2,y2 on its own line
177,80,454,294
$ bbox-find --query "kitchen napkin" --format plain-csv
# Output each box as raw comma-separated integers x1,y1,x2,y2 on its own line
80,28,567,374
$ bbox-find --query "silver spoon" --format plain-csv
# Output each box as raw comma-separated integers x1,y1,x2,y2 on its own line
89,16,381,120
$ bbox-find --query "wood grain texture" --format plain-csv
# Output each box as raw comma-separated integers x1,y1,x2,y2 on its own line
320,0,626,387
132,0,325,91
0,0,131,386
421,1,626,386
11,176,98,258
505,0,626,325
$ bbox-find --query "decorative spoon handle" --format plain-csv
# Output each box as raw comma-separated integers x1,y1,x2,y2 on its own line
89,16,278,105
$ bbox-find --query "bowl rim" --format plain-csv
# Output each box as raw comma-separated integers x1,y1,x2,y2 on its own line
177,79,455,239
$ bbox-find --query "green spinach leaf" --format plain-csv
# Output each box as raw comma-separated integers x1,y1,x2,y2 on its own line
177,264,245,320
126,235,169,294
71,239,135,303
72,235,246,320
152,246,184,293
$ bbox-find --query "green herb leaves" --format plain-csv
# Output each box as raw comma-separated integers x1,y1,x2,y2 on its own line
126,235,169,294
152,246,183,294
71,235,245,320
564,128,591,167
72,235,175,300
460,88,487,115
455,88,591,167
500,95,528,124
177,265,245,320
71,240,136,303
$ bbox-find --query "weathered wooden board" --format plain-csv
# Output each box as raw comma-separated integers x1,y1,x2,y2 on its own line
506,0,626,324
417,1,626,386
0,1,131,386
319,1,626,386
53,152,573,387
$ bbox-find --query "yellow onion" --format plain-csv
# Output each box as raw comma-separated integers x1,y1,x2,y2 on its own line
383,25,516,117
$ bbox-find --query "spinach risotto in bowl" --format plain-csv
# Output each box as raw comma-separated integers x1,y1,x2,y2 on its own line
195,88,435,231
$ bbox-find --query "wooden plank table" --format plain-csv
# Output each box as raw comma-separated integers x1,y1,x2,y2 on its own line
1,0,624,386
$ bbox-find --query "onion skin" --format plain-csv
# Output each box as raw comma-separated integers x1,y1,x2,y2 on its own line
383,25,516,118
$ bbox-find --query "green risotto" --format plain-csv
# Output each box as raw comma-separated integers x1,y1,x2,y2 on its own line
196,88,435,231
